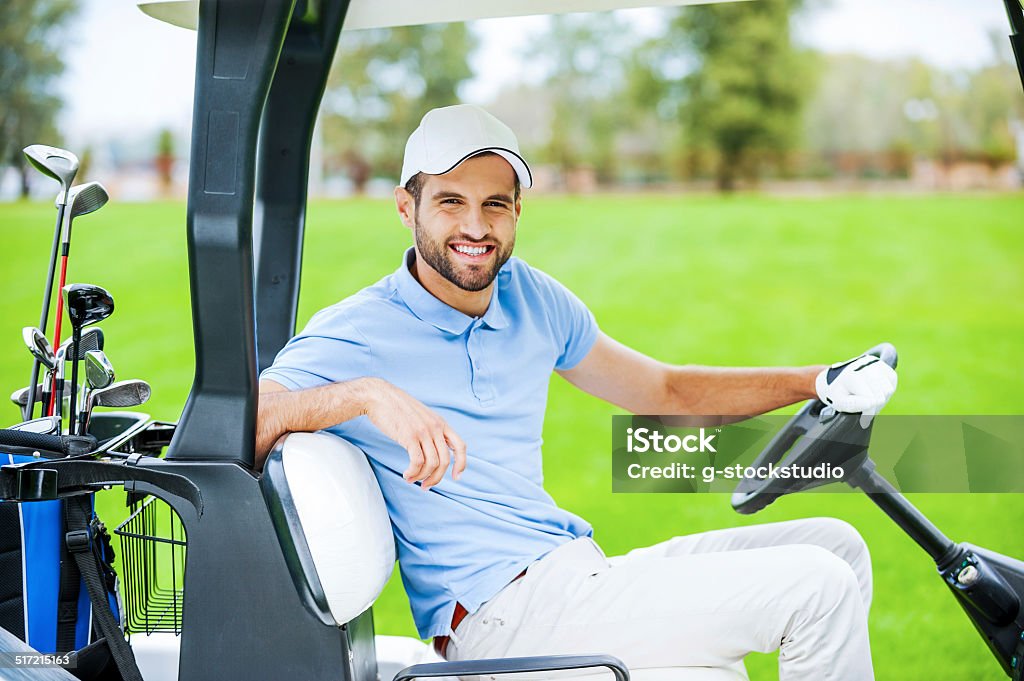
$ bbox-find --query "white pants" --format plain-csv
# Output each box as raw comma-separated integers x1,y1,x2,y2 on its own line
446,518,873,681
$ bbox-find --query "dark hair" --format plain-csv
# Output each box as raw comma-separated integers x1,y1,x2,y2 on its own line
404,151,522,206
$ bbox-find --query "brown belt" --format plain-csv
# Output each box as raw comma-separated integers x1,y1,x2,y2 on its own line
433,568,527,659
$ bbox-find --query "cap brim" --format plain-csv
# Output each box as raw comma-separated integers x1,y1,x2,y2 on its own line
426,147,533,190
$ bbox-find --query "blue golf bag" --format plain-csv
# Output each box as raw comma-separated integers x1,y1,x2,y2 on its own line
1,452,124,680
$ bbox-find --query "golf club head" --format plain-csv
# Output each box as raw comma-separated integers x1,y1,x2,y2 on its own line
56,327,104,362
84,350,115,390
10,384,44,407
10,383,75,420
7,416,61,435
22,326,55,370
62,284,114,329
79,327,104,355
22,145,79,196
91,380,151,409
66,182,108,223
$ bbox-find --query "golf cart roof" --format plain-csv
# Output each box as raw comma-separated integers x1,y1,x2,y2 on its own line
148,0,1024,468
138,0,750,31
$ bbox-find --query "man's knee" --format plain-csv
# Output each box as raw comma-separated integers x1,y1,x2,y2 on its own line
796,517,873,613
805,517,870,563
785,544,863,612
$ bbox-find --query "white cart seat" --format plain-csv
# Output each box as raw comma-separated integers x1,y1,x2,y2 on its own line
260,431,396,626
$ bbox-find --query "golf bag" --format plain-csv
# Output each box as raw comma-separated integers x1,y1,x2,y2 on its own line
0,452,127,680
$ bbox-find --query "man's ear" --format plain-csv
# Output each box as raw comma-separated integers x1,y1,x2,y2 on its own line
395,186,416,230
515,197,522,222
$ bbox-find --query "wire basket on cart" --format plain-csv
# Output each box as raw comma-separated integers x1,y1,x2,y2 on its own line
113,495,187,636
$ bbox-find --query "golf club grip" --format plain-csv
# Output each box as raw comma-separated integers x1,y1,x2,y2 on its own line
864,342,898,369
0,429,94,456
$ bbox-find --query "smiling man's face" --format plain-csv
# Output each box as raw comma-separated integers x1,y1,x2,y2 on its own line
399,152,521,295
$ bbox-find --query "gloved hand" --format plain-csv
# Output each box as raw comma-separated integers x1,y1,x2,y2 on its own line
815,354,898,428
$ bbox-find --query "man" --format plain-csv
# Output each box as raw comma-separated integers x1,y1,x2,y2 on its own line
257,104,897,680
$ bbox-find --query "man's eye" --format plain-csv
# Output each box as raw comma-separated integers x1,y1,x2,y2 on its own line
486,202,508,208
441,199,461,205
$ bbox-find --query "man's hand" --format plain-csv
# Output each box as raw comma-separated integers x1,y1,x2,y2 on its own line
361,379,467,491
815,355,898,427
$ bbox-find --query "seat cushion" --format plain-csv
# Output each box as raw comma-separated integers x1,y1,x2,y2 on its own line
262,432,395,625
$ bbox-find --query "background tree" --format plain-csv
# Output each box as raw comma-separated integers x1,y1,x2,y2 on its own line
957,30,1024,165
0,0,79,197
637,0,815,191
801,43,1024,177
156,128,175,194
522,14,641,186
802,55,940,175
321,23,477,192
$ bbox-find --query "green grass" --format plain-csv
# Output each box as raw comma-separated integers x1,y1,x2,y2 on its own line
1,193,1023,680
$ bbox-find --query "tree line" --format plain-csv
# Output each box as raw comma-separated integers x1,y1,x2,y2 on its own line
324,1,1022,191
4,1,1021,195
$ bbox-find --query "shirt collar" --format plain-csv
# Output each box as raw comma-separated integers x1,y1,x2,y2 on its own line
393,247,509,334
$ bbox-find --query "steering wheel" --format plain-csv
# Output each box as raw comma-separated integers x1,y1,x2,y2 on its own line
730,343,898,515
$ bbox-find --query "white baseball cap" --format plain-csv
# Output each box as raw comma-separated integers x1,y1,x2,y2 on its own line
400,105,533,189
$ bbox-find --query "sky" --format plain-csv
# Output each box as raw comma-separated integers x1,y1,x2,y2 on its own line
58,0,1015,145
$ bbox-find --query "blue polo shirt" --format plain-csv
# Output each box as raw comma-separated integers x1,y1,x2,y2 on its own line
260,248,598,639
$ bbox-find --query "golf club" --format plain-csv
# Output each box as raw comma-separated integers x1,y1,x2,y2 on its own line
21,145,79,420
78,350,115,435
10,385,44,409
80,379,151,436
6,416,62,436
23,327,56,415
59,285,114,434
22,327,55,371
91,380,150,408
51,327,104,427
47,182,109,413
12,384,80,414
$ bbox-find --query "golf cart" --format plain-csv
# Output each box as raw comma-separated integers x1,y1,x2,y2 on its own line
0,1,1022,680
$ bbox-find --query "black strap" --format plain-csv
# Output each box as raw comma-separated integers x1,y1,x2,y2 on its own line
0,459,203,515
65,495,143,681
55,501,82,653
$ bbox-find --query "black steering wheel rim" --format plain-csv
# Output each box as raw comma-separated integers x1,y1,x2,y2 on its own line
730,343,897,515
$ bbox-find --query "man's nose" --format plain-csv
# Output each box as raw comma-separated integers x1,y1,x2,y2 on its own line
460,206,490,239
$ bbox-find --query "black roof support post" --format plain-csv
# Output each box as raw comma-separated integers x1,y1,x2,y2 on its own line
254,0,351,373
167,0,298,464
1005,0,1024,93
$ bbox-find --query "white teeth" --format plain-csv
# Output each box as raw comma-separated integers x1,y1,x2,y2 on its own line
454,245,488,256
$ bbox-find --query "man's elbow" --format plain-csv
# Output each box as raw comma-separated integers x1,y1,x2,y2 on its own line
255,383,290,469
254,418,287,471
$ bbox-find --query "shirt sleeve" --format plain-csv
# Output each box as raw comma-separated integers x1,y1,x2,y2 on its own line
526,265,599,371
259,307,372,391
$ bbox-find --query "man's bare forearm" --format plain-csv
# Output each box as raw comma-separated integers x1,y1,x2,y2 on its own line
256,378,379,465
257,376,468,488
660,364,826,418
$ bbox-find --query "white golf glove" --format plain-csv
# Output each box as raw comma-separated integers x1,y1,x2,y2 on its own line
815,354,898,428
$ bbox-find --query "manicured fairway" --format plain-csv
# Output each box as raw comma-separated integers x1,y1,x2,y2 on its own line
1,193,1022,680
